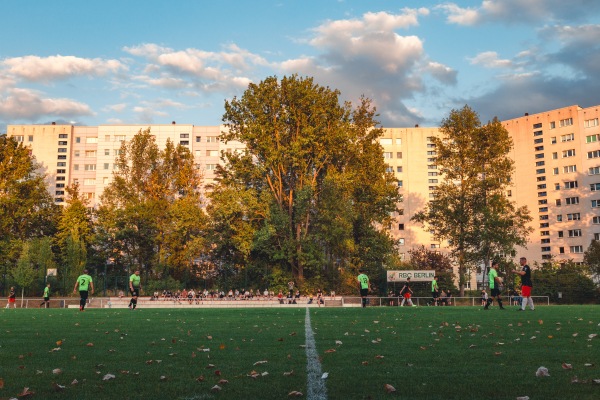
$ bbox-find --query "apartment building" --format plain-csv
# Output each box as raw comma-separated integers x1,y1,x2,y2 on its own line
7,104,600,268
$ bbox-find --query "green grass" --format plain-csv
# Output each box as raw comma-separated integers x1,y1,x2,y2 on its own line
0,305,598,400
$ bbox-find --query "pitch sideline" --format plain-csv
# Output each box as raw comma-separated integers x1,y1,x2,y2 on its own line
304,307,328,400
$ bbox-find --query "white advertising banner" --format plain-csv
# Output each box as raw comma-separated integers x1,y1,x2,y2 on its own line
387,270,435,282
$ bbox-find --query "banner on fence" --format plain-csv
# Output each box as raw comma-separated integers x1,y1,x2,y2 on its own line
387,270,435,282
47,268,57,277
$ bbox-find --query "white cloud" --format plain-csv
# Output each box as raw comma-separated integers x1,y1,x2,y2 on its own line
469,51,513,68
436,3,480,25
0,88,94,120
104,103,128,113
2,55,126,82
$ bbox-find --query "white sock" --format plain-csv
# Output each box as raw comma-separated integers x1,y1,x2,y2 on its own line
528,297,534,310
521,297,527,310
400,299,405,306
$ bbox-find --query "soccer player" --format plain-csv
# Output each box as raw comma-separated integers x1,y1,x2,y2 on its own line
73,269,94,311
484,261,505,310
514,257,534,311
6,286,16,308
357,269,369,308
400,277,414,306
40,283,51,308
128,270,141,310
431,276,439,306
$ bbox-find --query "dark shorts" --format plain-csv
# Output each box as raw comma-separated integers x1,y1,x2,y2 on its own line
491,287,500,297
432,291,439,299
79,290,89,300
43,297,50,301
360,288,368,297
130,288,139,297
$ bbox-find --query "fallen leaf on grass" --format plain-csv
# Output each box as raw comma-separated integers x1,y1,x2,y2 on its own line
562,363,573,370
206,364,215,369
211,385,222,392
361,361,369,366
375,355,384,359
469,345,477,348
52,368,62,375
419,346,427,351
56,340,63,346
536,367,550,377
17,387,34,398
86,343,94,347
584,363,594,367
589,334,597,339
261,372,269,377
195,375,205,382
321,372,328,379
538,320,543,325
52,383,66,391
516,396,529,400
253,360,268,365
102,373,116,381
50,347,61,352
288,391,303,397
494,352,502,356
384,384,396,393
215,370,221,376
71,379,78,385
218,379,229,384
283,370,294,376
206,335,213,340
325,349,336,353
120,370,129,375
247,370,260,379
335,340,343,345
160,376,167,381
289,332,297,336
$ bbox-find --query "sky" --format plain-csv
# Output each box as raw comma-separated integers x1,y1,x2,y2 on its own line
1,0,600,133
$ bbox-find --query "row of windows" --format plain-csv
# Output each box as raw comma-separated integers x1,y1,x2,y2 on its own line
542,246,584,254
383,152,403,159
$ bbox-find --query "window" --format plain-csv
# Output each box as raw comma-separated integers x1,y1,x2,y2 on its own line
206,150,219,157
534,145,544,151
56,176,65,181
386,166,394,173
383,152,393,159
536,177,546,183
428,172,438,176
85,193,94,200
75,137,81,143
556,215,562,222
588,150,600,159
430,244,440,249
426,151,436,156
540,223,549,228
538,199,547,205
536,168,545,174
564,181,578,189
428,179,438,183
533,123,542,129
180,141,189,146
398,209,404,215
105,135,110,141
205,164,218,171
103,177,109,185
57,162,66,167
84,164,96,171
507,190,512,197
428,165,437,169
536,161,545,166
586,134,599,143
206,136,218,143
86,137,98,143
539,215,549,220
85,150,96,157
396,166,403,173
592,200,600,208
427,158,436,162
58,148,67,153
58,141,67,146
55,190,64,196
561,133,574,142
74,150,80,157
398,224,404,230
563,165,577,173
195,136,201,142
535,153,544,159
180,133,189,138
429,186,437,191
59,134,68,139
560,118,573,127
103,163,109,170
556,199,562,206
114,149,122,156
397,180,403,187
103,149,109,156
398,238,405,246
593,216,600,224
550,121,556,129
585,118,599,128
57,169,65,174
562,149,575,158
539,207,549,212
27,135,33,142
58,155,66,160
83,178,96,185
565,197,579,205
396,138,402,145
570,245,583,253
115,135,126,141
538,184,547,189
559,247,565,254
379,138,392,145
595,233,600,241
590,166,600,175
540,231,550,236
591,183,600,191
558,231,564,238
533,130,543,137
427,143,436,148
396,152,402,159
534,138,543,144
541,247,551,252
56,183,65,188
538,191,547,197
541,238,550,244
567,213,581,221
551,137,557,144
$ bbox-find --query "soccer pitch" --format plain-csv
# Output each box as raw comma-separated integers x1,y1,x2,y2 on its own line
0,306,598,400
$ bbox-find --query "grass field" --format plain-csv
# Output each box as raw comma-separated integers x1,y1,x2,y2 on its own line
0,305,598,400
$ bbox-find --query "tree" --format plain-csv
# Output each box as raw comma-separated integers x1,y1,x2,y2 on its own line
219,75,401,285
584,240,600,279
0,136,58,294
408,246,455,291
56,183,93,292
96,129,207,282
412,106,532,295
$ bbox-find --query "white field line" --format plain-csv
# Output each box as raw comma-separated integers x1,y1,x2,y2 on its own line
305,307,328,400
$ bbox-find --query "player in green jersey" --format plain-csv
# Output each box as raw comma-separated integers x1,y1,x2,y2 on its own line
73,269,94,311
357,270,369,308
484,261,505,310
128,270,141,310
40,283,51,308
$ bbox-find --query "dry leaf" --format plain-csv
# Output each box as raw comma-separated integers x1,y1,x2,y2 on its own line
52,383,66,391
254,360,268,365
206,335,213,340
324,349,336,353
211,385,222,392
196,375,205,382
289,332,297,336
288,391,303,397
516,397,530,400
494,352,502,356
56,340,63,346
102,373,116,381
261,372,269,377
562,363,573,370
419,346,427,350
536,367,550,377
219,344,226,350
584,363,593,367
50,347,61,352
17,387,34,398
52,368,62,375
384,384,396,393
375,355,384,359
321,372,328,379
538,320,543,325
283,370,294,376
159,375,167,381
277,338,284,342
0,378,3,389
71,379,78,385
86,343,94,347
361,361,369,366
469,344,477,348
120,370,129,375
206,364,215,369
335,340,343,345
589,334,598,339
215,370,221,376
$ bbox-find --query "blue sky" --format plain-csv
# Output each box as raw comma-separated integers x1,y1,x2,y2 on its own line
1,0,600,132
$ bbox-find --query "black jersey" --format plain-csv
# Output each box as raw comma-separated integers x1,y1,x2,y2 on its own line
521,264,533,287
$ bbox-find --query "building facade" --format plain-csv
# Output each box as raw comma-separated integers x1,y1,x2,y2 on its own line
7,104,600,270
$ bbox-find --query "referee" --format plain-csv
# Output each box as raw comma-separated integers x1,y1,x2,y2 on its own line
128,270,141,310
